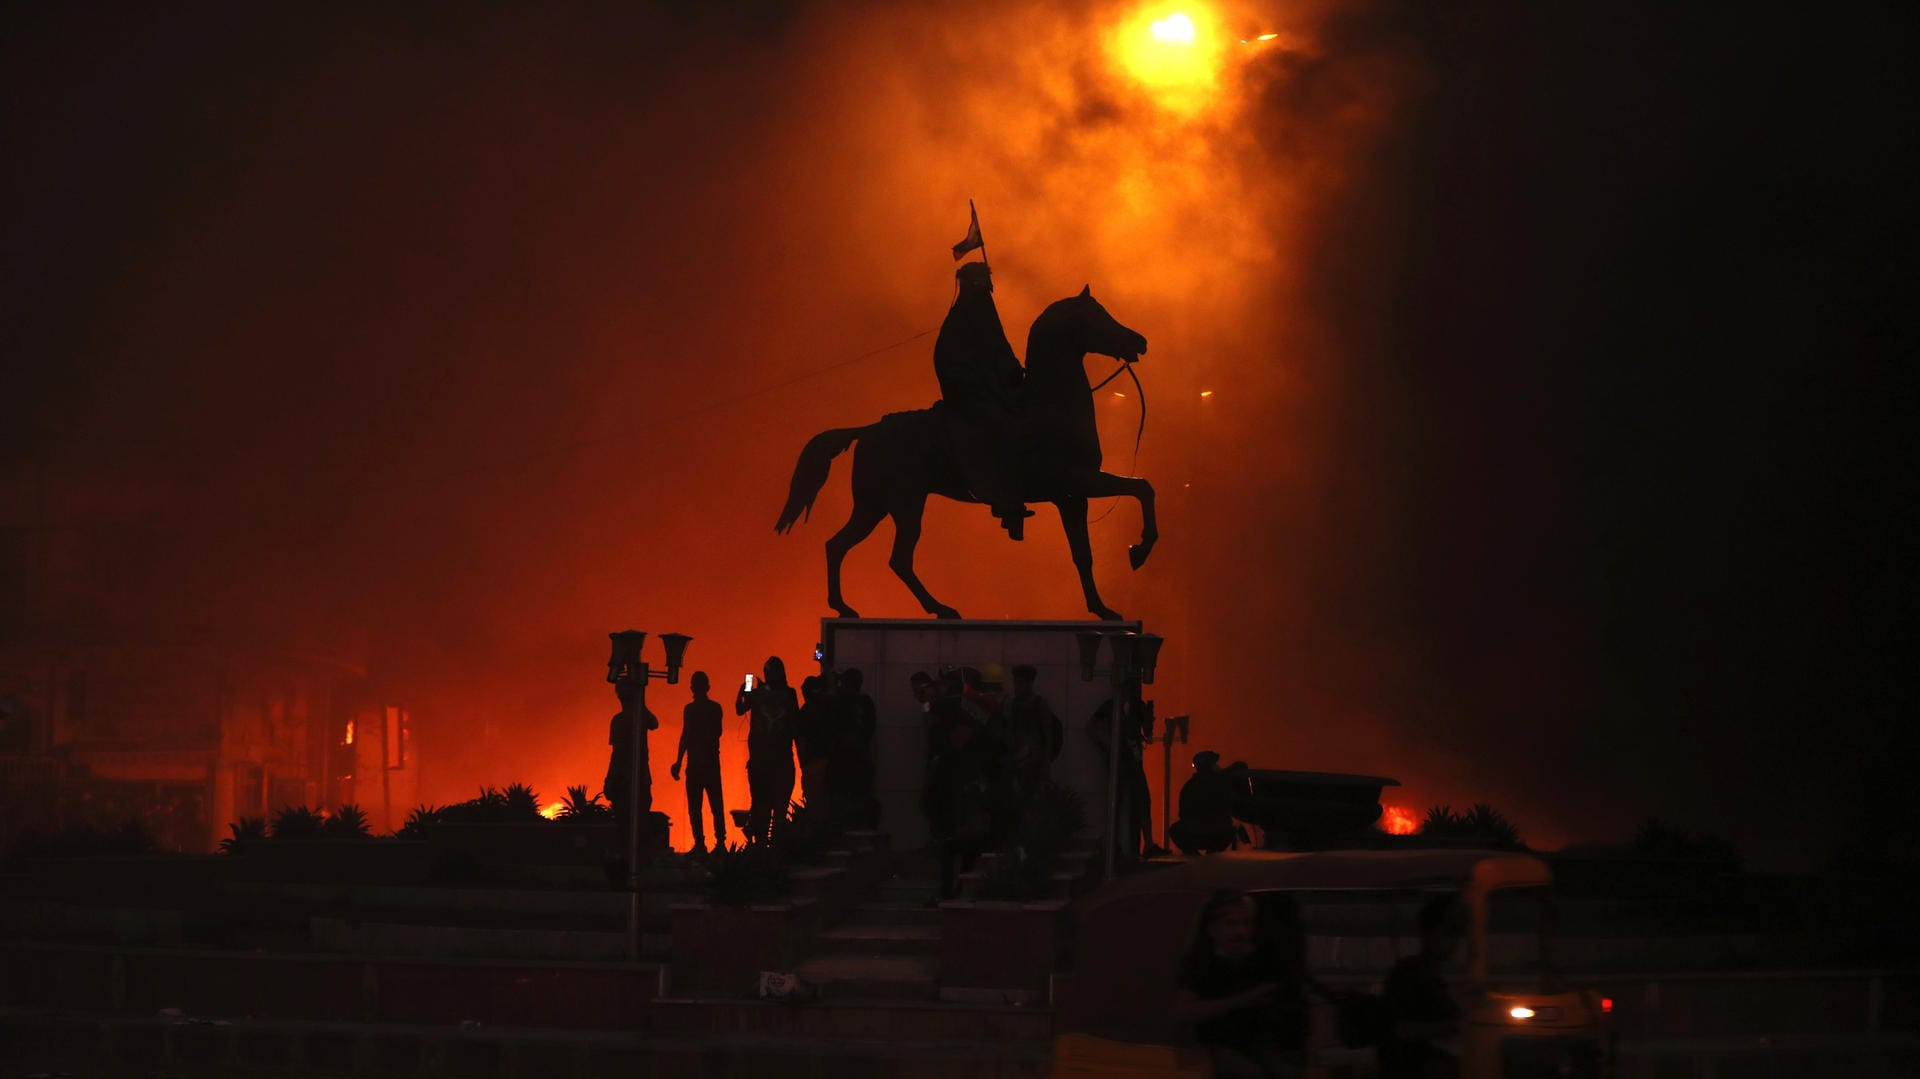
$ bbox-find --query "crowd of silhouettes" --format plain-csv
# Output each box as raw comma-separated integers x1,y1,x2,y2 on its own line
913,662,1064,900
601,654,882,860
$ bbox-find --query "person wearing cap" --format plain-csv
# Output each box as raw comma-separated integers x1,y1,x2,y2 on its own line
1170,749,1238,856
934,260,1033,539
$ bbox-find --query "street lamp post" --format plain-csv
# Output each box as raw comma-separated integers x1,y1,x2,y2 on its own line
1160,714,1190,850
606,628,692,961
1076,629,1165,882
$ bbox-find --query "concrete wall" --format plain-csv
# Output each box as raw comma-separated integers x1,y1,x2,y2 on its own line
823,618,1145,851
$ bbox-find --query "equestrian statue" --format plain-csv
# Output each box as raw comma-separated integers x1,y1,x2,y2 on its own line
775,252,1158,622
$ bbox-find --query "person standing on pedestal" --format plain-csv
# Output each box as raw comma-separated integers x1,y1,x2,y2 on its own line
736,656,799,845
670,672,725,854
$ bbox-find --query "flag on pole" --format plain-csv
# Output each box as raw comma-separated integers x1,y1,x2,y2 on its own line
951,200,984,260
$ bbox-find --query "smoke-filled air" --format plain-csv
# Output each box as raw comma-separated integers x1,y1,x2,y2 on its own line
26,0,1888,861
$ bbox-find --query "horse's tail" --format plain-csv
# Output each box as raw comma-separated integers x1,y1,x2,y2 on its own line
775,426,866,533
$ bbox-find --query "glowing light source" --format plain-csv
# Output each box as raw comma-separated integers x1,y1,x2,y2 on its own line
539,802,565,820
1151,13,1195,44
1509,1006,1535,1020
1111,5,1227,114
1601,997,1614,1014
343,720,354,745
1199,389,1213,397
1380,805,1417,835
1255,32,1279,40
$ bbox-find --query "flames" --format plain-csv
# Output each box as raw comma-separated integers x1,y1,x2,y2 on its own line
538,802,565,821
1380,805,1417,836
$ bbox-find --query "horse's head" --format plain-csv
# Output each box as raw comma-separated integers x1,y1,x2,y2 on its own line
1034,285,1148,367
1076,284,1148,363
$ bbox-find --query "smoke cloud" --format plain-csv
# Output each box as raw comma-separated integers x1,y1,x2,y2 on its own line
9,1,1907,863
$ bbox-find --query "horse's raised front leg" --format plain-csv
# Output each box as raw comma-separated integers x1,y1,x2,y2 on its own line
888,497,961,620
1081,471,1158,570
1056,497,1123,622
825,503,886,619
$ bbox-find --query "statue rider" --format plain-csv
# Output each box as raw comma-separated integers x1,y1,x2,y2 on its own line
934,260,1033,539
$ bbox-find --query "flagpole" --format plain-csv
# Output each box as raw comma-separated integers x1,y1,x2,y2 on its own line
972,198,990,270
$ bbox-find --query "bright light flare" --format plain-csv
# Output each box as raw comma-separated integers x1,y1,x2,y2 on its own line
1509,1006,1536,1020
539,801,565,820
1110,5,1229,114
1151,13,1195,44
1380,805,1418,835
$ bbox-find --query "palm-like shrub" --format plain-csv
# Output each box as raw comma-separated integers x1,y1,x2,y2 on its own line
502,783,542,820
270,805,325,840
323,804,371,838
398,804,443,839
556,784,612,820
704,840,793,907
771,799,832,864
218,816,268,854
1420,803,1524,850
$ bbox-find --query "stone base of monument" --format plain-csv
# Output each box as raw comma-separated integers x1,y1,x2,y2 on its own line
819,617,1146,855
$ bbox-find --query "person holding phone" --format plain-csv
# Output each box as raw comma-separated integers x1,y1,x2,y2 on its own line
735,656,799,845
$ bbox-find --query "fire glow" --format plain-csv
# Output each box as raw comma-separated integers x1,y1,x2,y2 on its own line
1381,805,1418,835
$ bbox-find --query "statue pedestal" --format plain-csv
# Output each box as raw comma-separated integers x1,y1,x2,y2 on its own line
820,618,1143,854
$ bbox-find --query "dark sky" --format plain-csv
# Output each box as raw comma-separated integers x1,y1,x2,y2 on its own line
4,1,1912,867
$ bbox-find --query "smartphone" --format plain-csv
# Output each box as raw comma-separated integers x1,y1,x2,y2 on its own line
743,674,756,693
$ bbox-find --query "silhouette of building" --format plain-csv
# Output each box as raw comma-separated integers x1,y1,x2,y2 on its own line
0,465,418,851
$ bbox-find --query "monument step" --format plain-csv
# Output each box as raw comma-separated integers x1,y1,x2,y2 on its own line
850,901,943,927
841,830,894,855
646,995,1052,1043
791,954,940,1002
877,877,941,903
815,921,942,957
310,919,670,962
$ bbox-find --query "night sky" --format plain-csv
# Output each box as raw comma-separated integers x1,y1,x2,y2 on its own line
4,1,1912,867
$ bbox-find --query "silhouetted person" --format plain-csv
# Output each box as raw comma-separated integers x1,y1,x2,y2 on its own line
1381,895,1467,1079
1003,663,1063,793
1170,750,1238,855
796,673,836,814
605,674,660,881
736,657,799,845
920,668,968,843
923,707,1003,901
831,667,879,828
1172,890,1309,1078
934,260,1032,538
670,671,725,853
925,667,967,765
1089,678,1157,860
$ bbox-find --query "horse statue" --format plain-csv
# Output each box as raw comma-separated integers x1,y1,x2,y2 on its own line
775,286,1157,621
